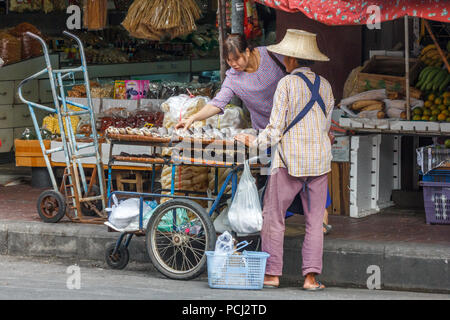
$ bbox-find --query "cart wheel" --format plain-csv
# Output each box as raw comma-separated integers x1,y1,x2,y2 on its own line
37,190,66,223
145,199,216,280
81,185,103,217
105,243,129,270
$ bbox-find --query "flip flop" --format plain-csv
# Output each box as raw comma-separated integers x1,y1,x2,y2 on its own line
323,223,332,235
303,281,325,291
263,283,279,289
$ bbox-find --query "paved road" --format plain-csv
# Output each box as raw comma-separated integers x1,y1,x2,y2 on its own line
0,255,448,301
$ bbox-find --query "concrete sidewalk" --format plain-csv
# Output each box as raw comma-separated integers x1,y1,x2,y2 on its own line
1,217,449,294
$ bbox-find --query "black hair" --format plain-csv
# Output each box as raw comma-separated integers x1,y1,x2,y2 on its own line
224,33,255,60
296,58,315,67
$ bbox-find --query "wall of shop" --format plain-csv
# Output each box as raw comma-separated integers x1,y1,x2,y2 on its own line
275,9,363,103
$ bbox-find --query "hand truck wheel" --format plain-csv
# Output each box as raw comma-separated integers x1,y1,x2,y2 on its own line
36,190,66,223
105,242,129,270
145,199,216,280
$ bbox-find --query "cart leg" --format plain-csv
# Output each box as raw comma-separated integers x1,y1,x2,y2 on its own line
124,233,133,248
112,233,126,255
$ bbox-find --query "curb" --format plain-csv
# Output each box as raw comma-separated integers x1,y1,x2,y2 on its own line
0,220,449,293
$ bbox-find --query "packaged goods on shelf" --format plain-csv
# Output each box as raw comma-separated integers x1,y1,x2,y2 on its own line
0,32,21,65
9,0,41,13
114,80,150,100
83,0,108,31
98,108,164,133
9,23,43,60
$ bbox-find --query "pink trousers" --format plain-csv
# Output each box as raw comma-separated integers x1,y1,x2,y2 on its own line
261,168,328,277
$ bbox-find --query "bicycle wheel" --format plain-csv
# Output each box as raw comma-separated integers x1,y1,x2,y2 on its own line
145,199,216,280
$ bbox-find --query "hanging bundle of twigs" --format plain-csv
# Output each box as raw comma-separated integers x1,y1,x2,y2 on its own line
122,0,202,40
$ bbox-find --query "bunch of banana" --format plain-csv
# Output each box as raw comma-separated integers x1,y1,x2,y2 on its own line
416,66,450,93
419,44,449,67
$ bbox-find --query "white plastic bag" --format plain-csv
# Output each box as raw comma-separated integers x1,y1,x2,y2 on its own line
106,195,150,229
206,105,248,129
0,58,4,68
213,199,233,234
228,161,263,234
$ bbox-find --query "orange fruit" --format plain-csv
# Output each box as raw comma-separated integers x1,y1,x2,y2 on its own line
428,94,436,101
435,98,443,105
424,101,433,108
413,115,421,121
438,113,447,121
423,109,431,116
421,115,430,121
431,109,440,116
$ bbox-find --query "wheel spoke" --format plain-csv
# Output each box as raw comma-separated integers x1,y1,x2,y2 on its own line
186,241,203,265
155,230,174,243
180,245,194,271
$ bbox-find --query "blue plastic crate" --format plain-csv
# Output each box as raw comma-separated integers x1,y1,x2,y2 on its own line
206,251,270,290
422,170,450,183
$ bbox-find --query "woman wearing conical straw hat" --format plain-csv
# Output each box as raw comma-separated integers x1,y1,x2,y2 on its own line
176,32,333,234
235,29,334,291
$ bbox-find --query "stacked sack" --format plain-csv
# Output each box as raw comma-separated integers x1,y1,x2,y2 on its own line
208,168,242,195
160,165,209,208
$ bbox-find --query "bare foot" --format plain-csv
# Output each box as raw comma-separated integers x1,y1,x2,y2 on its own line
303,273,325,290
263,274,279,287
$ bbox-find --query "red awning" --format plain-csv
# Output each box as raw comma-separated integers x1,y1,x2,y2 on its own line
255,0,450,25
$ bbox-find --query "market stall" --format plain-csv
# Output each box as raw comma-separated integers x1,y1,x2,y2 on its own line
255,0,450,222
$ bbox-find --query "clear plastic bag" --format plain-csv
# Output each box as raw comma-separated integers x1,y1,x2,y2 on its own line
227,161,263,234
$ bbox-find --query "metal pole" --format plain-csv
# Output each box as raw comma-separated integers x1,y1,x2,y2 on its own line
231,0,244,35
218,0,227,82
405,15,411,121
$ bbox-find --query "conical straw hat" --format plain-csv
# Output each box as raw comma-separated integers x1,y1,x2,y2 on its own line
267,29,330,62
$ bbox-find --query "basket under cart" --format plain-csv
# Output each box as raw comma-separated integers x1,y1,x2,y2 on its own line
104,133,267,280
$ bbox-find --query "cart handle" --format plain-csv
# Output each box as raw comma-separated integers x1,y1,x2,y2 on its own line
232,240,250,254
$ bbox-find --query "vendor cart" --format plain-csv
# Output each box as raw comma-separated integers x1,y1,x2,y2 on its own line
104,133,266,280
17,31,108,224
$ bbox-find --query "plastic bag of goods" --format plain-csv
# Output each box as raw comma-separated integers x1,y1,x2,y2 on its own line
213,200,233,234
0,32,21,65
206,105,248,129
161,95,209,129
106,195,151,229
9,23,43,60
227,161,263,234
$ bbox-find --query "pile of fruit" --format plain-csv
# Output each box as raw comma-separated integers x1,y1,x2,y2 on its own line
419,42,450,68
412,92,450,121
415,65,450,94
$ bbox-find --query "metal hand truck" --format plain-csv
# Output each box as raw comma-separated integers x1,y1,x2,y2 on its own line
18,31,107,223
